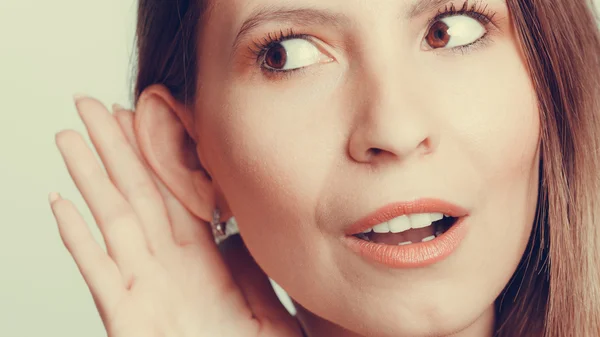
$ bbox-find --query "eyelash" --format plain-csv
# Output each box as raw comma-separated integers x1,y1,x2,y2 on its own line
248,0,498,78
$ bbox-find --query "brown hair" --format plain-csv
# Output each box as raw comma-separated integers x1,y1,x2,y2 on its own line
132,1,600,336
495,1,600,336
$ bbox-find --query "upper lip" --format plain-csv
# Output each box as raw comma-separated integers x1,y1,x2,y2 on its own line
345,198,469,235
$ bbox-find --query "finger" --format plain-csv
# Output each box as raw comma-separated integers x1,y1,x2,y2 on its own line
55,129,151,282
112,108,144,163
219,235,298,332
76,97,174,253
114,108,213,248
49,192,124,312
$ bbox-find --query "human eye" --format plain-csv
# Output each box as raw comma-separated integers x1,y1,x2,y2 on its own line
249,29,334,76
422,1,497,52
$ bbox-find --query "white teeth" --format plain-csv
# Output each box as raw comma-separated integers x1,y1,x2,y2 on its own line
430,212,444,222
421,235,435,242
388,215,411,233
408,213,434,229
398,241,412,246
372,222,390,233
363,213,450,234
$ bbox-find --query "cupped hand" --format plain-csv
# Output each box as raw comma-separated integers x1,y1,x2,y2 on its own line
49,97,304,337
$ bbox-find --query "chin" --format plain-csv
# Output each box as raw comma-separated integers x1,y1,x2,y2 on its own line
334,296,493,337
353,317,479,337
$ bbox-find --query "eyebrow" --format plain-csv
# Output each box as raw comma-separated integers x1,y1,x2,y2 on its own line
231,6,349,53
409,0,506,17
407,0,454,18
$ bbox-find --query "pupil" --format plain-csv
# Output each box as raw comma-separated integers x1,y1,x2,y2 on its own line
265,44,287,69
435,30,445,40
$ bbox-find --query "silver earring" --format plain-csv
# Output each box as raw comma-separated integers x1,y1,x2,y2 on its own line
211,208,227,237
211,208,240,244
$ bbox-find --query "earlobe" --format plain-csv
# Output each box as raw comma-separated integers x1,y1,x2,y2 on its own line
133,84,217,223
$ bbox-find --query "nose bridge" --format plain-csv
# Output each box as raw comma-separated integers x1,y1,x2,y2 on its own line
358,18,418,101
348,41,435,164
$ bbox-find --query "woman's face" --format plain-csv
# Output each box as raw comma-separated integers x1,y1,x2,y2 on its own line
194,0,540,335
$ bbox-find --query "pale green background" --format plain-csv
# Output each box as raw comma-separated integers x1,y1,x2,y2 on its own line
1,1,599,337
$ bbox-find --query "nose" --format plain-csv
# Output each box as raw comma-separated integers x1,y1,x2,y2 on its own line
347,68,437,165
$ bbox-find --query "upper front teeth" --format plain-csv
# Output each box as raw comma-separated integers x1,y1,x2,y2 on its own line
364,213,446,234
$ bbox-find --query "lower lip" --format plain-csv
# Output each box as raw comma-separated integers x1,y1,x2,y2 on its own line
342,217,468,268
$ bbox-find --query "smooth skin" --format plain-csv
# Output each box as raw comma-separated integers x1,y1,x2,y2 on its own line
50,97,302,337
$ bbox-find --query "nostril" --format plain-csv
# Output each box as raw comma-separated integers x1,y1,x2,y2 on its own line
369,148,383,156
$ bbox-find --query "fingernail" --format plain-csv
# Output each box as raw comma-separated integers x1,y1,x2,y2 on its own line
48,192,61,204
112,103,125,113
73,93,87,104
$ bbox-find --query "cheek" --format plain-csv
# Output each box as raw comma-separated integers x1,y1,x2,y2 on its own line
431,38,540,190
438,39,541,297
200,92,347,287
198,80,344,256
464,45,540,245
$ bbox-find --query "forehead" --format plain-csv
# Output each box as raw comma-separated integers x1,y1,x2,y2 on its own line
206,0,444,20
203,0,507,31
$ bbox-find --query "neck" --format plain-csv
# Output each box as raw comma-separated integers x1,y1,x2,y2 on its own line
292,300,496,337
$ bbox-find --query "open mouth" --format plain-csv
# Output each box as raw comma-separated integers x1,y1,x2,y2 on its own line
352,214,459,245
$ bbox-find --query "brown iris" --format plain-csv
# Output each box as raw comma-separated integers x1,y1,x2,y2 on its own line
264,44,287,69
426,20,451,48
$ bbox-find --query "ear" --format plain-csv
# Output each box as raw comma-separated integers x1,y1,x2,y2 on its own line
133,84,229,223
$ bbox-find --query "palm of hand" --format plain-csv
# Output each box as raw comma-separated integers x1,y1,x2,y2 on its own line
49,97,303,337
104,246,249,337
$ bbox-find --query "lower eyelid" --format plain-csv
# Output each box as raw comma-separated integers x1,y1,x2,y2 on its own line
260,64,308,81
261,59,337,82
444,33,493,55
